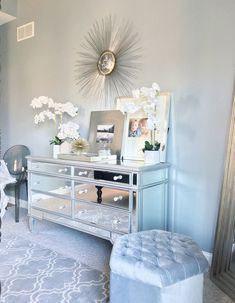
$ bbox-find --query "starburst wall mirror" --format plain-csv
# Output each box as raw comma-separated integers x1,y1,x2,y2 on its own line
75,16,141,108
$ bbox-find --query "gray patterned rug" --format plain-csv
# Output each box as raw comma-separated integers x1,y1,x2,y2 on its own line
0,234,109,303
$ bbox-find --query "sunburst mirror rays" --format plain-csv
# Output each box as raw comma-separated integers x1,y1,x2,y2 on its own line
75,16,141,108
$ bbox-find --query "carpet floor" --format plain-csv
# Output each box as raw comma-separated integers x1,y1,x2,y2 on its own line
0,234,108,303
1,206,234,303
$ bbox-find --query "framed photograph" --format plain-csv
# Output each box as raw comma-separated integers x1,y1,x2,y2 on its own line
116,92,171,161
88,110,125,158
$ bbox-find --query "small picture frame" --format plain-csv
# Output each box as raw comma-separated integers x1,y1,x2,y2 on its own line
116,92,171,161
88,110,125,158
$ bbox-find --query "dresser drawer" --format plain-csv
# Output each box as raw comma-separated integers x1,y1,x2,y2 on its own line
74,201,130,233
94,170,130,185
74,183,131,210
31,174,72,197
31,162,71,176
31,193,71,217
74,167,94,179
41,213,111,239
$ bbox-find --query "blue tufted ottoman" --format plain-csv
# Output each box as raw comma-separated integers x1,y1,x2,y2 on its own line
110,230,209,303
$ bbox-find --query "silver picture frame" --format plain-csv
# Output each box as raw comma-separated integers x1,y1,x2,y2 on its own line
88,110,125,158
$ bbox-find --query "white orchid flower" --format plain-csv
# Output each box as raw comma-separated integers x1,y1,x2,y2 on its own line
38,96,49,105
62,102,78,117
146,119,155,130
149,88,157,99
53,103,63,115
34,114,40,124
147,113,160,130
152,83,160,92
140,86,150,96
132,89,140,98
58,122,80,140
45,110,56,121
33,111,46,124
142,102,155,114
48,98,55,108
30,98,43,109
121,102,139,114
39,111,47,122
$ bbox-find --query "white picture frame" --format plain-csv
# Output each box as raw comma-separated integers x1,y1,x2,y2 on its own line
116,92,171,162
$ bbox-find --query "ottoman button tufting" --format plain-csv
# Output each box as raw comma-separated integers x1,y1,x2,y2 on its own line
110,230,209,303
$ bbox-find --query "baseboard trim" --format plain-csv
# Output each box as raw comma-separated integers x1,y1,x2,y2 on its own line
8,196,28,209
203,251,213,266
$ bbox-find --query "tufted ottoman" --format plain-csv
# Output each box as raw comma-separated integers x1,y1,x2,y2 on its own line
109,230,209,303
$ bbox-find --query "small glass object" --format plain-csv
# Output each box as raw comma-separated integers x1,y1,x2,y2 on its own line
98,148,111,158
98,142,111,158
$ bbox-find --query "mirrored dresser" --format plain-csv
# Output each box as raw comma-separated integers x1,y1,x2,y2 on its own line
27,157,170,243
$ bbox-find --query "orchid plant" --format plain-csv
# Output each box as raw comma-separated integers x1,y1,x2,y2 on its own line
121,83,162,150
30,96,80,145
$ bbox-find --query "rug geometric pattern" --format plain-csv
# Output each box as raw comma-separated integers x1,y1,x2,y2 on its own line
0,234,109,303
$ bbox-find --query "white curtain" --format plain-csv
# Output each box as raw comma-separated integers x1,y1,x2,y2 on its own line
0,160,15,218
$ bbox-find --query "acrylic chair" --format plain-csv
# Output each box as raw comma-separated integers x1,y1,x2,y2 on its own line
3,145,30,222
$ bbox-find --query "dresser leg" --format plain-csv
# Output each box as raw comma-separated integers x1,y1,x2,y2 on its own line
29,217,35,232
96,186,103,203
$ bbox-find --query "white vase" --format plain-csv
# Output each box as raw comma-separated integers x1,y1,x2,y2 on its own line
53,145,61,159
60,141,72,154
144,150,160,164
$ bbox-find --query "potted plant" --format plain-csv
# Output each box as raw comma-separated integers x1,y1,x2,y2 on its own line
120,82,165,164
49,136,64,159
30,96,79,158
142,140,161,164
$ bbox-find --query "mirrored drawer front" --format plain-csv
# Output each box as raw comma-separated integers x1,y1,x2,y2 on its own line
31,193,71,217
74,168,94,179
142,168,168,186
94,170,130,184
41,213,111,239
31,162,71,176
74,201,129,233
31,174,72,197
74,183,130,209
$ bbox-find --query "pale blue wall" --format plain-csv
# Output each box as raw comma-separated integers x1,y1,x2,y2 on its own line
0,0,235,252
1,0,17,16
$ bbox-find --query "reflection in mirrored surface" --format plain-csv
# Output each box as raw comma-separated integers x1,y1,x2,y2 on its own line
211,85,235,301
229,230,235,272
97,51,116,76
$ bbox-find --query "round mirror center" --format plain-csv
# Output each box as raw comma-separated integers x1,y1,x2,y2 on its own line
97,51,116,76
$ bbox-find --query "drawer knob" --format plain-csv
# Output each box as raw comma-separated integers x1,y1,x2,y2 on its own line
59,205,66,210
113,175,123,181
112,218,121,224
58,168,68,173
34,181,40,185
78,171,88,176
113,195,123,202
78,209,87,214
78,189,88,195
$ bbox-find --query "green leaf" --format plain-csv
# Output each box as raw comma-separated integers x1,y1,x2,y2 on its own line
142,140,161,152
49,136,63,145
